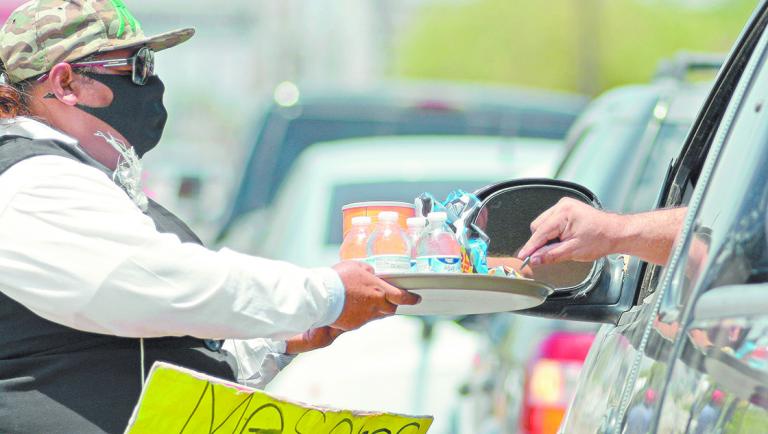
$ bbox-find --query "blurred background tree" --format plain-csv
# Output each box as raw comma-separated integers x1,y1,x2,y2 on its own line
395,0,757,94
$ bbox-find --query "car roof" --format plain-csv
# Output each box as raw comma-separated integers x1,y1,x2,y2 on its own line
563,79,712,149
273,80,588,114
285,135,562,182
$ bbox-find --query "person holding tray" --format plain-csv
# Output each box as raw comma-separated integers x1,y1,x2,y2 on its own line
0,1,419,433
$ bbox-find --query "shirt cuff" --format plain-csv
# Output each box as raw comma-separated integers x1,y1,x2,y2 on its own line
311,267,345,328
267,340,295,368
265,339,298,376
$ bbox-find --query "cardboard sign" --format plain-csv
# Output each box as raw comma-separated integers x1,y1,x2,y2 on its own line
125,362,433,434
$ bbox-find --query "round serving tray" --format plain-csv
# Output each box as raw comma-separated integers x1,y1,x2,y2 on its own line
380,273,554,316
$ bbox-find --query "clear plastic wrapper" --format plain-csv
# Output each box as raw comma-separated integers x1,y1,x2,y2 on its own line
416,190,490,274
488,265,524,279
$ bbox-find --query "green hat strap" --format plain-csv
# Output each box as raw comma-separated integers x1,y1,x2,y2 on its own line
110,0,142,38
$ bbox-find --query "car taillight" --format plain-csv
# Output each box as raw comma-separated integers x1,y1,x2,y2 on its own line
523,359,584,434
529,360,564,406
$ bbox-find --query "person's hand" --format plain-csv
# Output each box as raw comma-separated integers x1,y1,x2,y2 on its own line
331,261,420,331
518,198,625,266
285,326,345,355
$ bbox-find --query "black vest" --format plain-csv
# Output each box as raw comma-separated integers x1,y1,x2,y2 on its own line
0,137,237,433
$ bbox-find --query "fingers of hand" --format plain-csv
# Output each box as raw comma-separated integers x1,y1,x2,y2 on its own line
530,203,559,232
531,238,579,265
328,327,345,339
333,260,375,278
379,301,397,316
519,216,566,259
356,261,375,274
378,279,421,306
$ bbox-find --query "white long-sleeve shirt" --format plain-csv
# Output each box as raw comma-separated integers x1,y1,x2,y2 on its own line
0,119,345,387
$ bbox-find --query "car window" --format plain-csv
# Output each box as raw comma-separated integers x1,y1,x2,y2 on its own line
656,297,768,433
624,122,692,213
327,180,494,244
556,119,648,210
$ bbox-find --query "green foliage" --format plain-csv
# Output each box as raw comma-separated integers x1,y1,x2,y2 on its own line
395,0,758,94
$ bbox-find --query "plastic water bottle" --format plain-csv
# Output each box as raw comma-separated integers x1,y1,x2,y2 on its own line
416,212,461,273
339,216,372,262
406,217,427,270
367,211,411,274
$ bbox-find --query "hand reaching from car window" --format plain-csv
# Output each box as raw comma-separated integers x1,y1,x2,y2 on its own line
518,198,687,266
330,261,421,331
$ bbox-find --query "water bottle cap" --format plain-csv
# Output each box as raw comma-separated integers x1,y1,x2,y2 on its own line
378,211,399,222
407,217,427,228
351,216,372,226
427,211,448,222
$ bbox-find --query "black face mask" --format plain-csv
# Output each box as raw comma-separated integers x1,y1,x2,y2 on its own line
77,72,168,158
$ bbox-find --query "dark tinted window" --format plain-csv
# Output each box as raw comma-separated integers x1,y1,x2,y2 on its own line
327,180,493,244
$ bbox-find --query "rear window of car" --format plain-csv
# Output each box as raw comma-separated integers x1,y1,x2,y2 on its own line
326,180,494,245
224,103,580,233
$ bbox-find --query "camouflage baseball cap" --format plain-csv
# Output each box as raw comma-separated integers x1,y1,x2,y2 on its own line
0,0,194,84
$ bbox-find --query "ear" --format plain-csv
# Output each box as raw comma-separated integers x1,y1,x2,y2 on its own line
47,63,79,106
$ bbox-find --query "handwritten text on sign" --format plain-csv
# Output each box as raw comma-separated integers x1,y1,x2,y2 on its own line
125,362,433,434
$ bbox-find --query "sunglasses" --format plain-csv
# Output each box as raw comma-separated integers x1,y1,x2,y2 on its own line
37,46,155,86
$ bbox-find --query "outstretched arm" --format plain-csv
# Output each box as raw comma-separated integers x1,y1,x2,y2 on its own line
518,198,687,266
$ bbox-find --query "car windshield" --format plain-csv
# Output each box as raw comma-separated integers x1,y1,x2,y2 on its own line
327,180,494,244
623,122,692,212
556,119,648,209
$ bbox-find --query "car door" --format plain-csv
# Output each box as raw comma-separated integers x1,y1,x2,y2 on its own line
650,27,768,432
615,5,768,433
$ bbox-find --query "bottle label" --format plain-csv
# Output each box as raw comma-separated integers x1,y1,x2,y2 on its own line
416,256,462,273
371,255,411,274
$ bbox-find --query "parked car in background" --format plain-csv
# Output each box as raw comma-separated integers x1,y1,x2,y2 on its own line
222,135,563,434
455,53,721,434
217,82,586,241
222,135,562,264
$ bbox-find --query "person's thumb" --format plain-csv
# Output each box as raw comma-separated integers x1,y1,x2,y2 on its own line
380,280,421,305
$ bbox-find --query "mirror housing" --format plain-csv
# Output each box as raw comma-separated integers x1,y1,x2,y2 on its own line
471,178,638,324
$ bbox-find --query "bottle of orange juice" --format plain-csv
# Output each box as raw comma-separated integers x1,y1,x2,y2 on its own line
339,216,372,262
366,211,411,274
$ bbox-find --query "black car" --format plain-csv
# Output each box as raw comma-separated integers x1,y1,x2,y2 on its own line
466,3,768,432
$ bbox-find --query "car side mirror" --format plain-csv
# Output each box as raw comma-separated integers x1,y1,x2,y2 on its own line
471,178,638,324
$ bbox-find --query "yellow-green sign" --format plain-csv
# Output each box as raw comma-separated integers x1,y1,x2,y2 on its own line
125,362,433,434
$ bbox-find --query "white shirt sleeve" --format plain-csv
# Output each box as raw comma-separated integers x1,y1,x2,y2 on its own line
0,155,345,341
223,338,296,389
